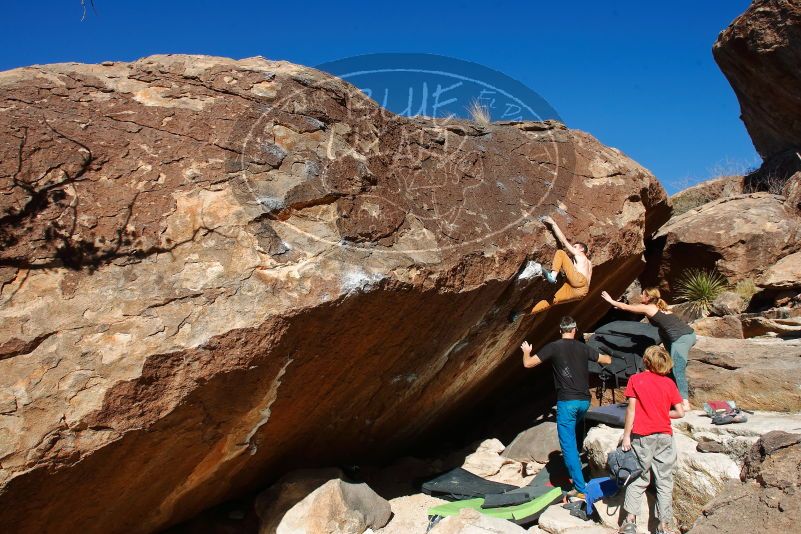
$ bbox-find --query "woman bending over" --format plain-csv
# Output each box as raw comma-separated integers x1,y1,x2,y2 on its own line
601,287,695,410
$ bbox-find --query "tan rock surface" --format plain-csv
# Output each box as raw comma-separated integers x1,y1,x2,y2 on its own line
687,336,801,410
0,55,668,533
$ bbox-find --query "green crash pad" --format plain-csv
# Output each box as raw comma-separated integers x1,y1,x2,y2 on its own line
427,486,562,523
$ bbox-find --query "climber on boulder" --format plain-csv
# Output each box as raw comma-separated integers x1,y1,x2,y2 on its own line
526,215,593,315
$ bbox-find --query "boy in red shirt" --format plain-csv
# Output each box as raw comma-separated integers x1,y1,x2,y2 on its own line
619,346,685,534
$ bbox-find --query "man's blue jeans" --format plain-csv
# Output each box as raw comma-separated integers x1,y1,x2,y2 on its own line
556,399,590,493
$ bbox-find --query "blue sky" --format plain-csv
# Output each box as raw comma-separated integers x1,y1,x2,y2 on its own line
1,0,757,193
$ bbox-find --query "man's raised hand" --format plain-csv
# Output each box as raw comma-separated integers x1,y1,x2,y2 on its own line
521,341,533,355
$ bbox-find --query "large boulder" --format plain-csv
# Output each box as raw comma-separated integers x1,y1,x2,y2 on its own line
0,55,668,533
713,0,801,165
689,431,801,533
642,193,801,295
687,336,801,411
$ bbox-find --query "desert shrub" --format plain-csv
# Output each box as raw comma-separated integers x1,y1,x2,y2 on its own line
742,170,787,195
468,100,491,126
674,268,728,316
734,278,758,302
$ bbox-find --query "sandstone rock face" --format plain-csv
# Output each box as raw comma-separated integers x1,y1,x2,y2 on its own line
275,479,391,534
642,194,801,294
687,336,801,411
713,0,801,163
689,431,801,534
670,175,744,217
0,55,668,533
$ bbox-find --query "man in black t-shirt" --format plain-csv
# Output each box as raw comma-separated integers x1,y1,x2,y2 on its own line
521,316,612,498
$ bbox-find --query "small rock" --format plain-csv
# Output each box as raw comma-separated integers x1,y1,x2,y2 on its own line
537,504,615,533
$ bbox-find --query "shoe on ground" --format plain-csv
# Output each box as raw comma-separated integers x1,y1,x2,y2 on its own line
618,519,637,534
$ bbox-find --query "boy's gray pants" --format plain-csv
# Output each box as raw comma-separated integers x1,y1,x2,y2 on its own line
623,433,677,523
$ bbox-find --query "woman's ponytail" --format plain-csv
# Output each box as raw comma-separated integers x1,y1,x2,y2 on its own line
643,287,669,311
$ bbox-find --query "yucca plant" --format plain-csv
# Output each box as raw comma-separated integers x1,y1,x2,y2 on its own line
674,268,728,316
468,100,491,126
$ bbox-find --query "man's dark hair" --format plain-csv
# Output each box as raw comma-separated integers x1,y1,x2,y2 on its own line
575,242,589,256
560,316,577,333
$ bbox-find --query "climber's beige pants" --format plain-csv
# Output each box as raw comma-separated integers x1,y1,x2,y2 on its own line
531,250,589,314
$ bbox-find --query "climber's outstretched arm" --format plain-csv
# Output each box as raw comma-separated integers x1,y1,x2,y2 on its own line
541,216,579,256
521,341,543,368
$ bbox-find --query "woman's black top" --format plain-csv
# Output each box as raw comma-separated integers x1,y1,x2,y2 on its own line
648,310,694,342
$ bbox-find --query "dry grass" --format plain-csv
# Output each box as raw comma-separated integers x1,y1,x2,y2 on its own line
743,170,789,195
468,100,491,126
734,278,758,302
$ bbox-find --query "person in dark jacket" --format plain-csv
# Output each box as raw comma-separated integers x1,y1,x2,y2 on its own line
600,287,696,409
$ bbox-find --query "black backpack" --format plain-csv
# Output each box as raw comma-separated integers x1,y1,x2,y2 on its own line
607,446,643,486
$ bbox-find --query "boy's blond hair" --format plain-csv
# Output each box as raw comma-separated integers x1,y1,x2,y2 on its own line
643,345,673,375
